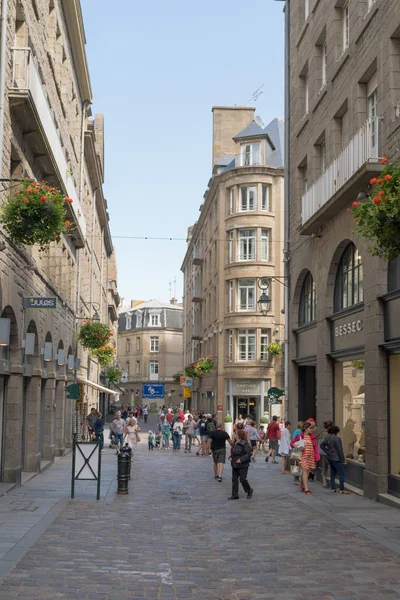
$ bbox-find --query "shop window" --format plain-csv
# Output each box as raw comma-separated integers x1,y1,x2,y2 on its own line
334,361,365,464
388,258,400,291
334,243,363,311
126,338,130,353
390,355,400,476
299,272,316,325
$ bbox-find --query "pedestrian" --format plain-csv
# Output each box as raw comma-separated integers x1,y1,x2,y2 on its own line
320,425,349,494
235,414,244,427
196,415,209,456
86,407,98,441
183,414,195,453
165,408,173,427
279,421,292,474
320,420,333,487
292,421,304,440
110,411,126,452
143,405,149,423
162,421,171,449
257,425,266,452
245,420,261,461
94,412,105,450
208,423,230,482
228,429,253,500
172,416,183,450
206,414,216,454
291,422,320,494
124,417,141,457
265,415,280,464
193,414,200,446
148,430,155,450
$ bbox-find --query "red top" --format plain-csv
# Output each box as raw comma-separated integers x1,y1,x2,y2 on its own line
267,421,280,440
165,413,173,424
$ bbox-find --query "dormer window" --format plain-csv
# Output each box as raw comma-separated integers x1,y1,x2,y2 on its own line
125,314,132,330
149,313,161,327
241,143,261,166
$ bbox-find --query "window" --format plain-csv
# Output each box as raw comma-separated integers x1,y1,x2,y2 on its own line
240,186,257,211
320,141,326,172
304,0,309,20
238,279,256,311
126,338,131,353
135,360,140,375
238,329,256,361
262,184,271,211
261,229,270,261
260,329,269,360
229,188,234,214
299,272,316,325
150,314,160,327
228,330,233,362
126,314,132,330
368,87,378,154
321,42,327,87
238,229,256,261
150,336,159,352
228,231,233,263
149,361,159,379
305,75,309,115
136,337,140,351
241,143,261,166
334,361,365,465
389,258,400,292
335,244,363,310
342,3,349,51
126,360,130,375
228,280,233,312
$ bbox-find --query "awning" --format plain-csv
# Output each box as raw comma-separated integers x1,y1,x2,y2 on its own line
77,377,121,396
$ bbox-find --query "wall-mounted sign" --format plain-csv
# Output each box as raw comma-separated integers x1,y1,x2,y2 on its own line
331,310,364,353
334,320,363,337
23,297,57,309
142,383,164,399
121,372,128,383
232,379,261,395
183,387,191,398
185,378,193,388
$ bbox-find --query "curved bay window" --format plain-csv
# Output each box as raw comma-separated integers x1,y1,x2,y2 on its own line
299,271,316,325
334,244,363,311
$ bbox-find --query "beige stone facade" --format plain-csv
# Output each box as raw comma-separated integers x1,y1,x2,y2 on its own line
0,0,119,485
182,107,285,421
287,0,400,499
117,301,183,409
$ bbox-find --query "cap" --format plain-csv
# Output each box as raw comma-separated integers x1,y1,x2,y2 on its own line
306,418,315,423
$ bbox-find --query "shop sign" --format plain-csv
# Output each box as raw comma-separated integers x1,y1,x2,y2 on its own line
334,320,363,337
23,297,57,309
232,379,261,395
184,387,191,398
143,383,164,399
331,311,364,352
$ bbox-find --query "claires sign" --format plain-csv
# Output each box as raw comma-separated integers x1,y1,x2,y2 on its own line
335,319,363,337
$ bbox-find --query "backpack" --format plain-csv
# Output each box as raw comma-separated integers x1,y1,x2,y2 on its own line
206,420,216,433
199,420,207,434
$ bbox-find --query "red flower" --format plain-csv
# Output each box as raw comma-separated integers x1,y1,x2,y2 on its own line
23,198,29,204
65,220,71,229
352,201,359,207
377,178,383,184
378,190,384,196
354,218,359,223
40,195,47,202
381,157,388,165
384,174,392,181
373,197,382,205
26,187,33,194
370,178,378,185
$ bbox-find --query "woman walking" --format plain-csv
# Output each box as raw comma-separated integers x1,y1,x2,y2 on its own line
320,425,349,494
124,417,141,458
228,429,253,500
279,421,291,474
291,422,319,494
245,420,260,461
172,416,183,451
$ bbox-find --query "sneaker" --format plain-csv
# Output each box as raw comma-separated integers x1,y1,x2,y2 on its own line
247,489,254,499
218,477,222,482
215,475,219,479
265,457,269,463
228,496,239,500
271,460,278,464
196,452,200,456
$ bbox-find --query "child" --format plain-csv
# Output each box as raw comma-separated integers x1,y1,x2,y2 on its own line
148,431,155,451
257,426,266,451
162,423,171,449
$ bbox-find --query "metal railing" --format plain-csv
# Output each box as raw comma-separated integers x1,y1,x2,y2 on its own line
234,151,264,167
301,118,380,225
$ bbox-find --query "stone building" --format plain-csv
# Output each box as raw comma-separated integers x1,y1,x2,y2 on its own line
0,0,119,485
286,0,400,500
181,106,285,420
117,300,183,409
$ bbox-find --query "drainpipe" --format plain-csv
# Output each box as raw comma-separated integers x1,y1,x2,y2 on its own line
283,0,290,421
0,0,9,177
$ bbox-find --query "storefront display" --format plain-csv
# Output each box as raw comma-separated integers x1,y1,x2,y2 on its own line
334,361,365,463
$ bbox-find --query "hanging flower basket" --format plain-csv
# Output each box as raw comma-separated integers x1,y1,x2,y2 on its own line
78,320,113,350
0,179,73,250
92,344,115,367
349,158,400,259
184,356,214,378
267,343,282,357
107,367,121,383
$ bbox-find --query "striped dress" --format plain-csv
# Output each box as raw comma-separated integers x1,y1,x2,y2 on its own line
299,434,316,471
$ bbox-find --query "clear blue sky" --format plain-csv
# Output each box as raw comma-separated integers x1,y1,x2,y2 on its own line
81,0,284,304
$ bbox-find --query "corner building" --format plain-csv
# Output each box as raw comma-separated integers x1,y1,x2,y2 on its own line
287,0,400,500
182,107,285,420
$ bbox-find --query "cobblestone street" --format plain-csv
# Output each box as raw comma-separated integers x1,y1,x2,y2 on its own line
1,418,400,599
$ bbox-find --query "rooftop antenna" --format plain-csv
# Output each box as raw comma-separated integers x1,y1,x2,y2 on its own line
168,280,172,300
173,276,176,298
248,84,264,103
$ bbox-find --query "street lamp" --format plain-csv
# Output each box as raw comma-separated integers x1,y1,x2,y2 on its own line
257,279,271,315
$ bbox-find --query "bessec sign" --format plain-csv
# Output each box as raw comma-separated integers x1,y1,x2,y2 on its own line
142,383,165,399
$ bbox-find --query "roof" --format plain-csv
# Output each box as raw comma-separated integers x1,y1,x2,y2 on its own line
233,121,268,140
214,154,236,167
263,118,284,169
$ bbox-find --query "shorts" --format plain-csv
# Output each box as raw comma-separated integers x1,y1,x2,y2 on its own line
114,433,124,445
200,435,208,442
269,439,278,450
212,448,226,464
250,440,257,448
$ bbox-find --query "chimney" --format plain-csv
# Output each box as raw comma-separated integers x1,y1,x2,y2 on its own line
211,106,256,167
170,297,177,305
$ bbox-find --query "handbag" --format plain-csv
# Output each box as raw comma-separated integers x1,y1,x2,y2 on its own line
291,464,301,475
290,449,302,462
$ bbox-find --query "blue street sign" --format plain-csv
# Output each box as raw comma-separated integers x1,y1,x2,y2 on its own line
142,383,165,399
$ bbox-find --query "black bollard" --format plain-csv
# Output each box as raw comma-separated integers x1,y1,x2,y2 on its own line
123,444,132,479
117,450,130,495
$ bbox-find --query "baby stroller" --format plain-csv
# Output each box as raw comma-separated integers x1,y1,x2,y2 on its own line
155,432,162,449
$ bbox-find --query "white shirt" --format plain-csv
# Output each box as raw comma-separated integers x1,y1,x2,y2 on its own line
279,428,291,455
173,422,183,435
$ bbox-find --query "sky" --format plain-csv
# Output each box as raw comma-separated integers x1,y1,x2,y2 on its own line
80,0,285,305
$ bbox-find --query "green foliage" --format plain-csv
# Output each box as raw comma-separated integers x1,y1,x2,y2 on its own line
0,180,72,250
260,416,269,424
92,344,115,367
352,360,365,371
107,367,121,383
267,343,282,357
173,373,183,384
184,356,214,378
224,415,233,423
350,158,400,259
78,320,113,350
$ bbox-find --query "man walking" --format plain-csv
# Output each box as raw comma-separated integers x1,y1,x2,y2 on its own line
183,414,195,453
265,415,280,464
110,411,126,452
208,423,230,482
86,407,98,441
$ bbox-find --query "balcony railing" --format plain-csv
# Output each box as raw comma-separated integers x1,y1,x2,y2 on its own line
301,118,380,226
11,48,86,237
235,151,264,167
